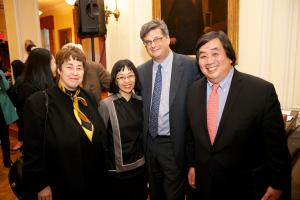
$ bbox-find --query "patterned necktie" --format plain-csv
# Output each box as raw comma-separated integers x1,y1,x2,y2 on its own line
149,64,162,138
207,84,219,144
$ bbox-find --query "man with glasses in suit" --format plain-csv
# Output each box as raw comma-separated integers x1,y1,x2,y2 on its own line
138,19,200,200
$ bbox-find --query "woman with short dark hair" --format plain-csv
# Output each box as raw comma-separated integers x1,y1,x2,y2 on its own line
99,59,147,200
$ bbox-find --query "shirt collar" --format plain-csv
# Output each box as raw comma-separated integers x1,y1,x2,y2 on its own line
116,92,142,101
153,51,173,72
207,67,234,91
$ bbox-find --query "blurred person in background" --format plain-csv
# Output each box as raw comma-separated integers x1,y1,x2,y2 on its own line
0,40,10,77
15,48,56,156
7,60,26,151
24,39,36,54
0,68,18,168
23,39,37,62
18,48,56,118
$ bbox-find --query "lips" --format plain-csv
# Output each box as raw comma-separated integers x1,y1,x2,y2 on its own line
151,47,160,53
206,66,217,72
122,84,133,89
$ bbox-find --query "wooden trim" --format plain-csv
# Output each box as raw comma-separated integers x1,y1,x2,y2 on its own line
227,0,239,62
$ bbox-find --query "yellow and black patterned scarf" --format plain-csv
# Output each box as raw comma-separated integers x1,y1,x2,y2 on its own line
58,80,94,142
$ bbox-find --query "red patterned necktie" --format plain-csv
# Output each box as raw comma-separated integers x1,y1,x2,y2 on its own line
207,84,219,144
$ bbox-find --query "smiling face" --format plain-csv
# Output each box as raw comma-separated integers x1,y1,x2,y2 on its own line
116,66,136,99
143,28,171,63
116,66,135,99
58,56,84,91
198,38,233,84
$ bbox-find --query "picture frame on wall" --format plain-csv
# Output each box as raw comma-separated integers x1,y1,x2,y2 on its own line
152,0,239,59
58,28,72,48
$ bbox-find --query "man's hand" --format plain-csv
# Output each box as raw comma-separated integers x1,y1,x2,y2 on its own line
261,186,282,200
170,37,177,45
38,185,52,200
188,167,196,189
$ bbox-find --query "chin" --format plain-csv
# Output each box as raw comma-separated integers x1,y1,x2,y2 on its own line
124,90,133,94
68,84,79,90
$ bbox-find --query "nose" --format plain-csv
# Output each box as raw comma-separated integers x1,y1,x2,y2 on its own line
207,55,214,64
150,41,156,48
125,76,133,82
73,68,79,75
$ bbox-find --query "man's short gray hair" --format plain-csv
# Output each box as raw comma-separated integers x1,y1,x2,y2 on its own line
140,19,169,41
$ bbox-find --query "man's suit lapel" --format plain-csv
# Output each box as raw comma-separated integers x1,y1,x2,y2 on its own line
170,53,184,106
214,69,243,146
143,61,154,127
197,78,212,147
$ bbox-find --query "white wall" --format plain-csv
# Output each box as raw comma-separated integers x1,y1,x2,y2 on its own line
4,0,41,61
239,0,300,110
40,3,74,54
105,0,151,72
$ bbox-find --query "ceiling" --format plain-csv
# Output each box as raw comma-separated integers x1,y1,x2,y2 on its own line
0,0,69,12
38,0,66,11
39,0,70,12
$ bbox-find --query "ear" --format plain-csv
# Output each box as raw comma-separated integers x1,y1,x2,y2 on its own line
57,68,61,75
166,36,171,46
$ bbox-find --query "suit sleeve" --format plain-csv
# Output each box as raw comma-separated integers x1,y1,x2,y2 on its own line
186,128,196,167
186,85,196,167
98,65,111,92
262,84,291,190
188,56,202,81
22,91,50,196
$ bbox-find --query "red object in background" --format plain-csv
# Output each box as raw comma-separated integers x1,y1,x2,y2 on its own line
0,33,5,40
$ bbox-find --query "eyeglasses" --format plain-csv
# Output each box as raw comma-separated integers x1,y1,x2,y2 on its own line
143,36,163,47
116,74,135,82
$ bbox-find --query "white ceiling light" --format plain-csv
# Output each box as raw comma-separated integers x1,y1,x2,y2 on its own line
39,10,43,15
65,0,76,6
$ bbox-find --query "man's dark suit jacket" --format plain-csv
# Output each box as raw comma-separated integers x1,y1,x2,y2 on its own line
187,69,291,200
138,52,200,169
83,61,110,102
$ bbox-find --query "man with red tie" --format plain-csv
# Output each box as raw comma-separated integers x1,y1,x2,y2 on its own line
186,30,291,200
